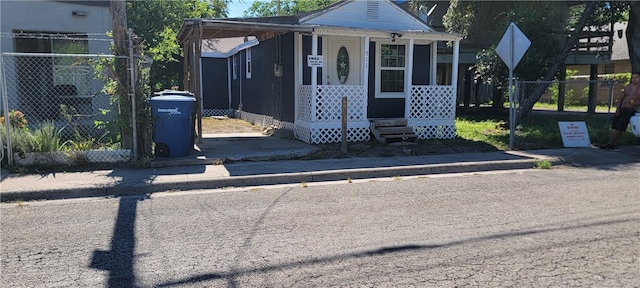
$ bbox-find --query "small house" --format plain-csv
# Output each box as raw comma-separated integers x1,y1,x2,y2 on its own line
178,0,462,144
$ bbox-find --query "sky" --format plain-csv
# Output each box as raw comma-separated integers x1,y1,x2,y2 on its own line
227,0,256,18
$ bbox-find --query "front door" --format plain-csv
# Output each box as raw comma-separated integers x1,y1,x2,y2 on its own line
324,36,361,86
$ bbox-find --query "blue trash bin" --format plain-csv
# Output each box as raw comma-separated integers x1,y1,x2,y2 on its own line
150,93,196,157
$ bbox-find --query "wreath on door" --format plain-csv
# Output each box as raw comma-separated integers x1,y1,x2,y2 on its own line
337,46,349,84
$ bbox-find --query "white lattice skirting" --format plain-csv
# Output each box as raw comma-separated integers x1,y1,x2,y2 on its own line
203,108,234,117
296,85,370,144
408,85,457,139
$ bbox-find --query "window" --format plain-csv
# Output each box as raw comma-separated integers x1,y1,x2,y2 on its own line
14,32,92,95
232,54,237,80
376,42,406,98
245,48,251,79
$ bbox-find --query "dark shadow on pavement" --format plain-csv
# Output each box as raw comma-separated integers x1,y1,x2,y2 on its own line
90,195,148,287
155,216,639,287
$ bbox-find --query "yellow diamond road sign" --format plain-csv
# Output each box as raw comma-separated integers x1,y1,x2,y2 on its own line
496,23,531,70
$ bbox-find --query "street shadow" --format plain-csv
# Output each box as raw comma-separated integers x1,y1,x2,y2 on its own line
90,194,148,288
155,216,639,287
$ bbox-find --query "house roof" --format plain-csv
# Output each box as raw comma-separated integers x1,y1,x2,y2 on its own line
201,36,259,58
177,0,461,43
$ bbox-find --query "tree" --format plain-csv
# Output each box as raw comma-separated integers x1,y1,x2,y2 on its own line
126,0,229,91
244,0,338,17
440,1,629,124
629,2,640,74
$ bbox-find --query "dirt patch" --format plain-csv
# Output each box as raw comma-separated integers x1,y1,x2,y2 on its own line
201,116,263,134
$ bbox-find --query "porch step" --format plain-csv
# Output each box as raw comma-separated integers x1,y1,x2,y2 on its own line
370,118,417,144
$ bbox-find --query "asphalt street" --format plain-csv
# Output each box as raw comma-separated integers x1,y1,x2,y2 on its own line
1,163,638,287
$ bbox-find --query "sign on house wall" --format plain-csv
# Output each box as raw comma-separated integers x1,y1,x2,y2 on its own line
307,55,324,67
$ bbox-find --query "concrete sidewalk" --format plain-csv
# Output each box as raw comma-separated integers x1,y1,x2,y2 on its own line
2,146,639,203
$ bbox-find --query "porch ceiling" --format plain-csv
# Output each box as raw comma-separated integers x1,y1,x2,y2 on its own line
178,19,314,42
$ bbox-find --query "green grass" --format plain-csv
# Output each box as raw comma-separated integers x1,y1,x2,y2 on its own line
456,110,637,150
533,103,613,113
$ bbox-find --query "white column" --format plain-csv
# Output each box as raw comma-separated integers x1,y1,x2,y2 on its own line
405,38,414,120
430,41,438,85
451,40,460,99
362,36,369,87
294,32,301,124
311,34,318,121
362,36,370,118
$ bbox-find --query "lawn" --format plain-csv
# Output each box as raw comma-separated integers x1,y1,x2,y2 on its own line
456,109,637,150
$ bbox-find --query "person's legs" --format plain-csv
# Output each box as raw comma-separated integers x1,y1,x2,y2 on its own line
610,129,623,146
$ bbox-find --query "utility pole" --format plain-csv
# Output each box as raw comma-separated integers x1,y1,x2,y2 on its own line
110,0,133,149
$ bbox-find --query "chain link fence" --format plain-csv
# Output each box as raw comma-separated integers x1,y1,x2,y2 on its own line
1,32,145,167
513,79,628,149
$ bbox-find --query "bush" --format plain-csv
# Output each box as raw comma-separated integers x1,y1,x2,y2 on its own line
0,110,28,129
32,121,69,152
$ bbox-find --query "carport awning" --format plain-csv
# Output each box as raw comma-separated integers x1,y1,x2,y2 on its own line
178,19,314,42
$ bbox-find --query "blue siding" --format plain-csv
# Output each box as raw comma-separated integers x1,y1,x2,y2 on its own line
237,33,297,123
201,57,229,110
367,43,432,118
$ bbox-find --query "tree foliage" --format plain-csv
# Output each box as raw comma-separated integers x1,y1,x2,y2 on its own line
243,0,338,17
442,1,629,88
126,0,229,91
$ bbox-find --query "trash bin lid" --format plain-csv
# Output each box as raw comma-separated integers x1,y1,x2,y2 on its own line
150,95,196,102
154,90,194,97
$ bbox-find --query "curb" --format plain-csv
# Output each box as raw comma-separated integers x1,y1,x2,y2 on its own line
0,158,552,203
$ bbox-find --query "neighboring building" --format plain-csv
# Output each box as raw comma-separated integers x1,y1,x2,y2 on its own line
1,0,112,124
179,0,463,144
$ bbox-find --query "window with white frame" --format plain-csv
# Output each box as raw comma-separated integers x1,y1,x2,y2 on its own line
232,54,237,80
245,48,251,78
375,42,406,98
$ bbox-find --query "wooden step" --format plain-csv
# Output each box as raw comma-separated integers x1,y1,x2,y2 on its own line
381,133,418,139
378,126,414,135
373,118,407,127
370,118,417,144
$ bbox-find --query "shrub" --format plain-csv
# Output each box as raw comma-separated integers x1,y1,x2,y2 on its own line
32,121,70,152
0,110,28,129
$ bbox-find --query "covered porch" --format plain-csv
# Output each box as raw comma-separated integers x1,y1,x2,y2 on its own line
294,28,461,144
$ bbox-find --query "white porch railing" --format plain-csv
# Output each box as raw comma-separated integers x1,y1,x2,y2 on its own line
408,85,457,139
296,85,369,144
295,84,457,143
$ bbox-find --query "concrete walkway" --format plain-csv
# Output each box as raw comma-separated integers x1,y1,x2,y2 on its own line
1,138,639,203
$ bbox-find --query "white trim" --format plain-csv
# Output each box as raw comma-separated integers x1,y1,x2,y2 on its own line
312,27,462,42
232,54,237,80
362,36,370,87
311,34,318,122
374,40,408,99
430,42,437,85
405,38,414,118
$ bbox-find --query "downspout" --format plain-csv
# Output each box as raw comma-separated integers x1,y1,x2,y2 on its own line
227,57,232,114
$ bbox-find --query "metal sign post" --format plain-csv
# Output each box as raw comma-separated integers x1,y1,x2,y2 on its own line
496,22,531,150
